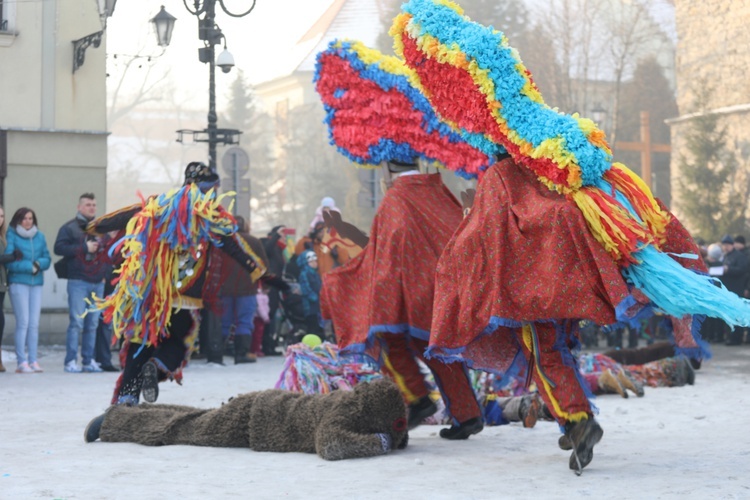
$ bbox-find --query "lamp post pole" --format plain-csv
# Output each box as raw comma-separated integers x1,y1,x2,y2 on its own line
205,0,218,170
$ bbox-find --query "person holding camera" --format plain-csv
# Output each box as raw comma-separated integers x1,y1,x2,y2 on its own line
54,193,109,373
5,207,51,373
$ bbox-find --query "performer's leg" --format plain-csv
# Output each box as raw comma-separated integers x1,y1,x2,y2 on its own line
379,334,437,429
151,309,195,374
379,334,429,403
517,322,602,473
517,323,591,423
411,338,481,425
113,341,155,405
604,340,675,366
96,396,255,447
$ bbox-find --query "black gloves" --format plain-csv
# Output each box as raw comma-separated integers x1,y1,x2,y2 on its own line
13,249,23,261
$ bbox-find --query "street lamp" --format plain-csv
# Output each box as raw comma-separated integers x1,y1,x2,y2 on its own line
156,1,257,170
151,6,177,47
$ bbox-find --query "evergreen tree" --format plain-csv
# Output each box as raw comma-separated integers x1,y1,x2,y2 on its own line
677,84,747,241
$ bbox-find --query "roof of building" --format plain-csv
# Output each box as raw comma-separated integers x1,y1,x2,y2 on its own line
294,0,384,73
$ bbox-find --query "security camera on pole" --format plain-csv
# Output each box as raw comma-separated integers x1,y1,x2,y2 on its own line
153,1,258,172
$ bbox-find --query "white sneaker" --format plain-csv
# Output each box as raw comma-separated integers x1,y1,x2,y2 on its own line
16,362,33,374
64,361,82,373
82,361,103,373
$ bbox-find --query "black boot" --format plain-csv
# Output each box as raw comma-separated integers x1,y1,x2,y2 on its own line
407,396,437,430
565,418,603,475
234,335,256,364
84,413,106,443
439,417,484,440
140,360,159,404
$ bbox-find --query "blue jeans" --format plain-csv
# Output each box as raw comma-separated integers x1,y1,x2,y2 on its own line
65,279,105,365
9,283,43,364
221,295,257,337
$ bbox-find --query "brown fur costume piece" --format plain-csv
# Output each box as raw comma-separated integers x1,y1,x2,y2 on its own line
98,378,408,460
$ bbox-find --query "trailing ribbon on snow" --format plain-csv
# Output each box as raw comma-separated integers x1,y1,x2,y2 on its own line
314,39,494,179
391,0,750,331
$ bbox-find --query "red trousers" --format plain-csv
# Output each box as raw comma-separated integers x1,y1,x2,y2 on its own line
380,334,480,424
516,322,591,424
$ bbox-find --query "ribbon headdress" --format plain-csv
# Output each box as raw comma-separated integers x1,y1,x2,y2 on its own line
314,39,493,179
391,0,750,330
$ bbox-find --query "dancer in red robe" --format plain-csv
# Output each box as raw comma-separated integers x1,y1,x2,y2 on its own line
321,162,483,438
429,156,707,470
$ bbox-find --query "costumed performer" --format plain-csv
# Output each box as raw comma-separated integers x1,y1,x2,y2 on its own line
88,162,282,405
315,40,493,438
391,0,750,474
84,378,409,461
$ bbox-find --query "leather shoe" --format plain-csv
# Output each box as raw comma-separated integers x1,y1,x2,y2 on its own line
439,417,484,440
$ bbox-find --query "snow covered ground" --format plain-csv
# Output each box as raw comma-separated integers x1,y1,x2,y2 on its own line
1,345,749,499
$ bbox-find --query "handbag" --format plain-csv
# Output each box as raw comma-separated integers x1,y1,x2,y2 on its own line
54,257,70,280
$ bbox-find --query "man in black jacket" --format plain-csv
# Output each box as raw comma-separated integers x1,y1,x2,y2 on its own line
54,193,109,373
720,234,748,345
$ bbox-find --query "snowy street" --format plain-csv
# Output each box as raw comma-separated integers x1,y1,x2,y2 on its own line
1,345,749,499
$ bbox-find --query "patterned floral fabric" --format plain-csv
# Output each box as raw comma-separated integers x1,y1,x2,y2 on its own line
428,159,630,374
321,173,463,359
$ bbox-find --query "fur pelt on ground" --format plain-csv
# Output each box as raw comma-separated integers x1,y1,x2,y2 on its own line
98,378,408,460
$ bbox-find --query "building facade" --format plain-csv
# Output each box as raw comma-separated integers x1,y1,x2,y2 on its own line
669,1,750,229
0,0,108,323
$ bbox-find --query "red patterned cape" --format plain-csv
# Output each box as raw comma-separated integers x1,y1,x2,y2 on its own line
321,173,462,358
428,159,708,375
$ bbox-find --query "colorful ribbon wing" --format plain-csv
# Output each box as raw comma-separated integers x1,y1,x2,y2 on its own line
314,39,494,179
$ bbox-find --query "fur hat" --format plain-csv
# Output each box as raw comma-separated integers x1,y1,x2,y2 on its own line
183,162,219,185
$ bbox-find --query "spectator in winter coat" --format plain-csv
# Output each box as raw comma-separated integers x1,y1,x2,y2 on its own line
720,235,748,345
54,193,110,373
260,225,288,356
219,216,270,364
4,208,51,373
702,243,727,343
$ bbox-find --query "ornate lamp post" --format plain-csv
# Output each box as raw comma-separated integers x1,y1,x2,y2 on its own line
155,1,257,170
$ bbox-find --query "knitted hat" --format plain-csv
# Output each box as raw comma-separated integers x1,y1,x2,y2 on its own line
721,234,734,245
734,235,746,245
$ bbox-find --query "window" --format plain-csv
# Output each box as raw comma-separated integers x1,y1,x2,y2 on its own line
0,0,17,46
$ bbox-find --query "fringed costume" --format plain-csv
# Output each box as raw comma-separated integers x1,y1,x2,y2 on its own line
88,163,265,405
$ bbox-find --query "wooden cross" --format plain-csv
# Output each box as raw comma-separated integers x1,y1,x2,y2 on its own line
614,111,671,190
